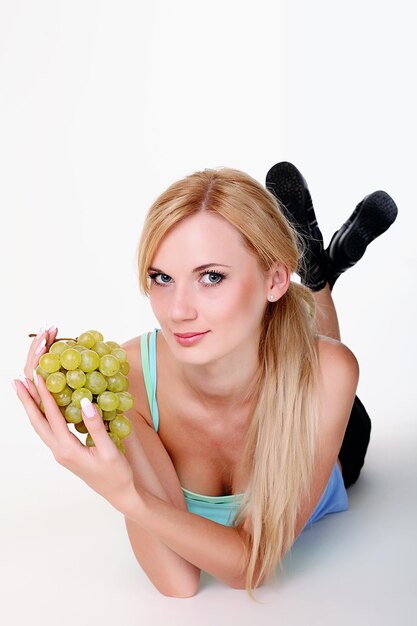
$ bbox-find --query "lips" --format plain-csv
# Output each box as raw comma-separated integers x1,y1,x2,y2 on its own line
174,331,208,338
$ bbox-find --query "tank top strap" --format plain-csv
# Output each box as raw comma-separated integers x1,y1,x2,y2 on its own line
139,329,160,432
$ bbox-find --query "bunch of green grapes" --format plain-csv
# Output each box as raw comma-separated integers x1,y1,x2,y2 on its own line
36,330,132,454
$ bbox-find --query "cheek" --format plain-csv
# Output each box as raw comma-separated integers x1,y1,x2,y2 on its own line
221,281,264,320
149,290,164,318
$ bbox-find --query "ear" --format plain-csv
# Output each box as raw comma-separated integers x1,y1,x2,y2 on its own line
266,262,290,302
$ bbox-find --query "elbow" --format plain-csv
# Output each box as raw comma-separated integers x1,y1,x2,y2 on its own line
155,572,200,598
161,586,198,598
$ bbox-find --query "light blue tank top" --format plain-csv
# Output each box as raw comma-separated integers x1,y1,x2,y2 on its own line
140,328,348,530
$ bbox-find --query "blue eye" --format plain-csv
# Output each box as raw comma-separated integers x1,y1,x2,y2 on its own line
148,273,172,285
201,272,225,286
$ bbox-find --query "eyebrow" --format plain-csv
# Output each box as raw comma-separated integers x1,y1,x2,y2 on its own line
148,263,232,273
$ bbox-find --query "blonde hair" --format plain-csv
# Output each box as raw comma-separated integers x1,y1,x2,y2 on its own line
137,167,320,601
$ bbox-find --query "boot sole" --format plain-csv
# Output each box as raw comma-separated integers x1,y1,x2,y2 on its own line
265,161,316,234
328,191,398,264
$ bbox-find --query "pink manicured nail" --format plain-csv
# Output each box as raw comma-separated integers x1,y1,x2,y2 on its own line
33,369,39,386
35,338,46,355
11,380,17,392
80,397,95,418
22,377,30,390
47,325,57,333
36,327,46,338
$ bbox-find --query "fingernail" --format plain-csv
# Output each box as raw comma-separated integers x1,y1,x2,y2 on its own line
80,397,95,418
11,380,17,392
33,369,39,386
35,338,46,355
22,377,30,390
47,325,57,333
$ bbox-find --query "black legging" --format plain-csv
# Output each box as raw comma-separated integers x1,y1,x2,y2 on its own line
338,395,372,489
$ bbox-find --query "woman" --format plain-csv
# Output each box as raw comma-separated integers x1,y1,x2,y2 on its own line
13,163,397,600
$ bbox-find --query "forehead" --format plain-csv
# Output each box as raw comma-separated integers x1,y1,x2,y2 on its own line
151,212,256,267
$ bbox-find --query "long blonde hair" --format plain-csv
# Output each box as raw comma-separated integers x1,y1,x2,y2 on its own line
137,167,320,600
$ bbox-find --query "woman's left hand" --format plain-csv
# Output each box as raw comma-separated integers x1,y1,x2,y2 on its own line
12,372,138,516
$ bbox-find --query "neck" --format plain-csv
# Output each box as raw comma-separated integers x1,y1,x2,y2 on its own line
172,336,261,412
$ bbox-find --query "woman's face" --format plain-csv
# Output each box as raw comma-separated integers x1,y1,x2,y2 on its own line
147,212,284,365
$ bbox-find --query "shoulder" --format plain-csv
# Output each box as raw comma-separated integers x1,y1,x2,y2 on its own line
315,334,359,387
314,334,359,431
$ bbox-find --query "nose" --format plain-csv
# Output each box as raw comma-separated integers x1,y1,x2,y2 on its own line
167,282,198,323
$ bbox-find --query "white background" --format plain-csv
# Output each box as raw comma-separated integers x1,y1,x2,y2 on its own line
1,1,416,624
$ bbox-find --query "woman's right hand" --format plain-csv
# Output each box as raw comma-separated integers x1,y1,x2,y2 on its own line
24,326,59,381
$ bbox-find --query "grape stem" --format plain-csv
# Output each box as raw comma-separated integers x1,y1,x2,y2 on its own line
28,333,78,341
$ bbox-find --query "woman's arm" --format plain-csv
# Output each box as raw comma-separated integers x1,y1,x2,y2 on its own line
123,411,251,594
123,413,202,597
124,484,251,591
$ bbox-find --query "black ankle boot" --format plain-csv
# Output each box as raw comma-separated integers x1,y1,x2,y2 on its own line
265,161,328,292
326,190,398,289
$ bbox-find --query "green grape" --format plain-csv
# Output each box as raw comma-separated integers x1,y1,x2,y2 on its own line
120,361,130,376
103,409,117,421
111,348,127,363
36,364,50,381
85,370,107,394
40,401,45,413
106,372,128,393
39,352,61,373
72,344,86,353
64,403,83,424
85,423,126,454
79,349,100,372
86,330,104,343
71,387,93,408
109,415,132,439
97,391,119,411
108,432,125,453
99,354,120,376
38,328,132,454
75,421,88,434
50,340,70,355
92,341,111,357
60,348,82,370
52,385,73,406
115,391,134,412
66,369,87,389
77,332,96,349
92,402,103,418
46,372,67,393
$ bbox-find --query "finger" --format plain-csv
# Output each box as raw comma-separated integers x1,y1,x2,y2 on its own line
13,378,54,447
45,325,59,350
80,397,117,456
24,327,48,379
18,375,41,408
33,369,74,439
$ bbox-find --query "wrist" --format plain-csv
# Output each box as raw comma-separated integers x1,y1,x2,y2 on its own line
120,484,146,522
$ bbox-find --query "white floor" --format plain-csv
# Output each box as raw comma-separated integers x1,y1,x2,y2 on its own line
1,409,416,626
